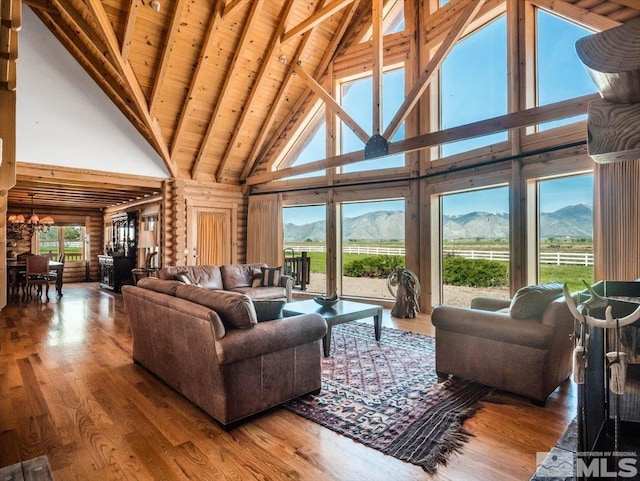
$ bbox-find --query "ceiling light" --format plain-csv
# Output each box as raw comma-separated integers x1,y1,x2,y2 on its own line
7,194,55,236
150,0,161,12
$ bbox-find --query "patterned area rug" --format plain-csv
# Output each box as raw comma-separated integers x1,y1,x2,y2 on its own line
284,322,491,473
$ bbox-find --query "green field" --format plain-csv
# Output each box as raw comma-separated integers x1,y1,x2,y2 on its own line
286,247,593,292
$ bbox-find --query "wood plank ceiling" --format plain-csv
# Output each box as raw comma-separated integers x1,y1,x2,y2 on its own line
11,0,640,208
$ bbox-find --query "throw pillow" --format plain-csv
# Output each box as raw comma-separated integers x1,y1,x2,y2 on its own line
177,272,198,286
253,300,285,322
509,282,564,319
251,268,263,288
261,266,282,287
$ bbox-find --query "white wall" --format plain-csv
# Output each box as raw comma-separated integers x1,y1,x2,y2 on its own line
16,8,169,178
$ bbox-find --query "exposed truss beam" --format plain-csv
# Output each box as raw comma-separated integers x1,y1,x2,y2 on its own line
372,0,382,135
247,0,362,178
170,2,223,159
281,0,355,45
383,0,485,140
293,63,370,144
222,0,248,17
239,0,332,180
246,93,598,185
216,0,296,183
149,0,187,117
531,0,621,31
120,0,139,62
0,0,20,91
193,0,266,181
85,0,177,177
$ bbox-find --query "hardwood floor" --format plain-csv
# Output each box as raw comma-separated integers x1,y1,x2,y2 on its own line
0,283,576,480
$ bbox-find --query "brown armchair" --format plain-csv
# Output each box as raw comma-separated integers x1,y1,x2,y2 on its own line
431,283,575,405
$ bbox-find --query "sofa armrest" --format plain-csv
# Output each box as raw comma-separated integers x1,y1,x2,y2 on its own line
470,296,511,311
431,305,554,349
215,313,327,364
280,275,294,302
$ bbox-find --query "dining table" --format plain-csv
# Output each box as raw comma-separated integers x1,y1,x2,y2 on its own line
6,259,64,298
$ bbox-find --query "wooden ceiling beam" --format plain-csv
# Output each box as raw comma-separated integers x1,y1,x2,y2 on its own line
149,0,187,117
170,2,223,160
383,0,485,140
222,0,248,17
216,0,296,183
530,0,621,31
16,163,165,189
372,0,382,136
193,0,266,181
120,0,139,62
281,0,355,45
293,63,370,144
246,93,598,185
248,0,361,178
85,0,178,178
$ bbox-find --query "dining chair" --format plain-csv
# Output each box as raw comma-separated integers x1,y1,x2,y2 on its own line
23,255,52,301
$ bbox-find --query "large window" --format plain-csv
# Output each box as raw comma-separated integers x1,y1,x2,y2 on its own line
535,10,596,131
440,186,510,306
340,68,405,173
283,205,326,293
535,174,594,289
440,15,507,157
278,102,326,179
38,225,85,262
341,199,404,299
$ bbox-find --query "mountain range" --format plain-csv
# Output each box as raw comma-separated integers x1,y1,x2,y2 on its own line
284,204,593,241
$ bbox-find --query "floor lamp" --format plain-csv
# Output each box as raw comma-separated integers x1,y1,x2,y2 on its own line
138,230,158,268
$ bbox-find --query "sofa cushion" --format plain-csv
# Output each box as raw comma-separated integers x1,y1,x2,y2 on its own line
175,285,258,329
158,265,223,290
261,266,282,287
137,277,183,296
221,263,267,289
229,286,287,301
509,282,564,319
253,300,285,322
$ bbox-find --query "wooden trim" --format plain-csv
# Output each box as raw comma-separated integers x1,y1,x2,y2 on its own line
222,0,248,17
16,163,166,188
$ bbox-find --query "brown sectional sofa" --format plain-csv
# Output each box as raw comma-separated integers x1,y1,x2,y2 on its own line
122,276,327,427
431,283,575,405
158,263,294,302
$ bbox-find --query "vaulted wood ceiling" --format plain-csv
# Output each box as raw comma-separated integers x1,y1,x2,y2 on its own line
12,0,640,207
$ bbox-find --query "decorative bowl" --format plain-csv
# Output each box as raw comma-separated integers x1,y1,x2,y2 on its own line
313,296,339,307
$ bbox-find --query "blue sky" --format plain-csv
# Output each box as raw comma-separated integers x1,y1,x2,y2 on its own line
283,8,597,226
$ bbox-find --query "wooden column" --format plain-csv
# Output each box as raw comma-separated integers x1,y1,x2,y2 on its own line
0,0,20,310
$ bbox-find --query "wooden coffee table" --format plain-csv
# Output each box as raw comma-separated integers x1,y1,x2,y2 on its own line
284,299,383,356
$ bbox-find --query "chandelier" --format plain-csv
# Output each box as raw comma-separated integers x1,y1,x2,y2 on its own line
7,194,55,235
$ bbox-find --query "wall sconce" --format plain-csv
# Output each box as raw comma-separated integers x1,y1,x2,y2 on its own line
150,0,161,12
